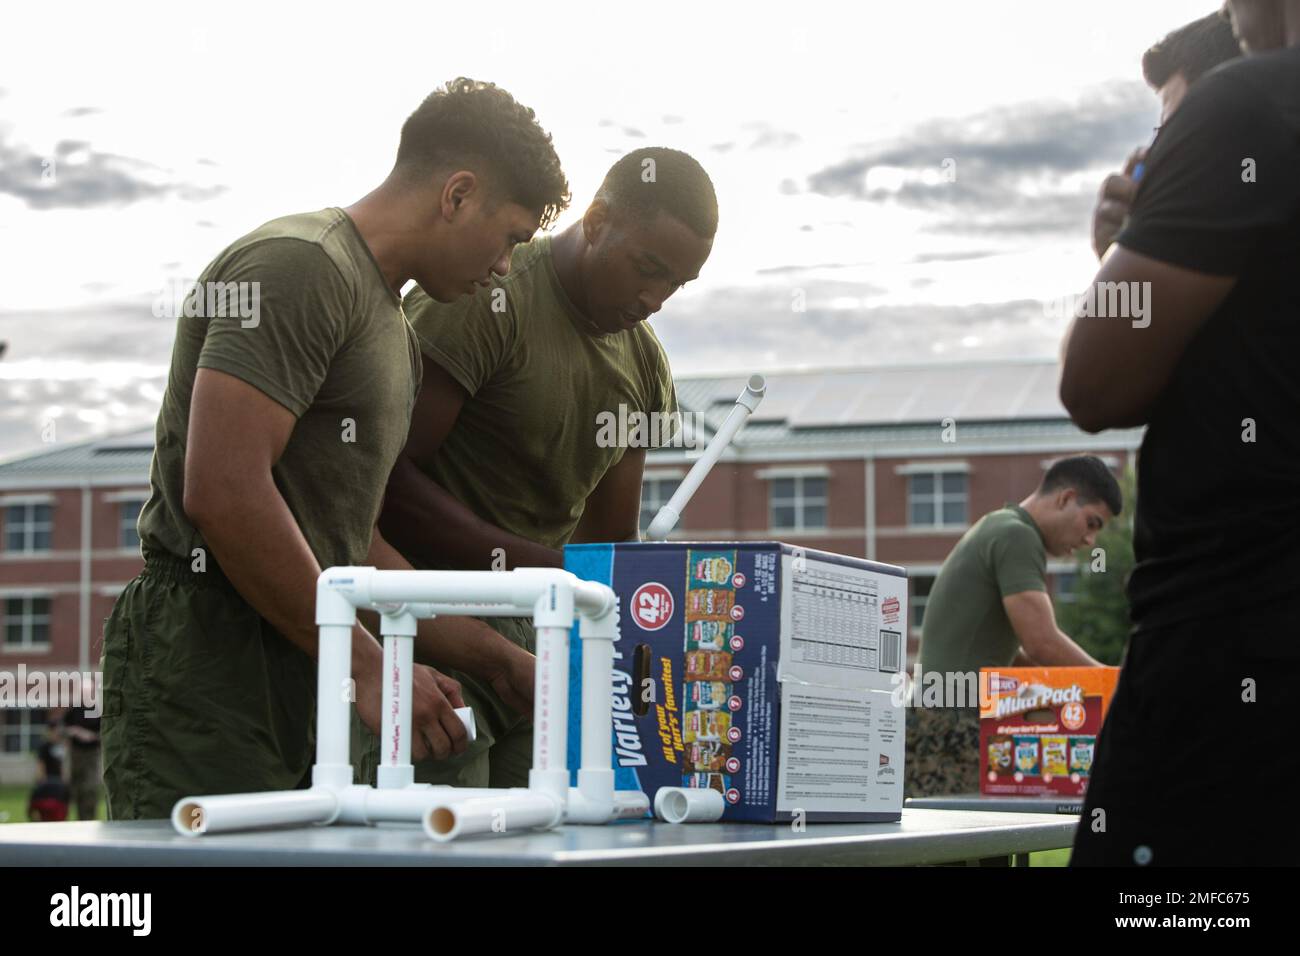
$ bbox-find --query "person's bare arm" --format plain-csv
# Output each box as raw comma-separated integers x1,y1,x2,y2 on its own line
364,527,534,717
1011,648,1035,667
570,448,647,544
1059,247,1235,432
380,354,561,570
183,367,468,760
1001,590,1101,666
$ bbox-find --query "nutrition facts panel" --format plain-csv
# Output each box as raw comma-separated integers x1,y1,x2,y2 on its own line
789,562,881,670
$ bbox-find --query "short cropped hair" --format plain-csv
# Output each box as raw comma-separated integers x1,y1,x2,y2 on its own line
1142,11,1241,89
396,77,570,229
1040,455,1123,516
595,147,718,239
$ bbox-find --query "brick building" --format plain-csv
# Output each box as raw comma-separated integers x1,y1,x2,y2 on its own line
0,358,1141,783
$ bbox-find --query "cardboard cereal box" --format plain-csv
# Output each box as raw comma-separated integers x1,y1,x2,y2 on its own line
565,542,908,822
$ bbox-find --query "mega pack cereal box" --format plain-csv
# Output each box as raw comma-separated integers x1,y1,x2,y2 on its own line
978,666,1120,797
565,542,908,822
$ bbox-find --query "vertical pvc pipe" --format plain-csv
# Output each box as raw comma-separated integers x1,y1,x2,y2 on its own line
315,624,353,775
377,634,414,789
531,624,570,800
581,636,614,773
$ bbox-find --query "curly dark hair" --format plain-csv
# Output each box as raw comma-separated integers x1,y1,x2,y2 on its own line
396,77,570,229
596,147,718,239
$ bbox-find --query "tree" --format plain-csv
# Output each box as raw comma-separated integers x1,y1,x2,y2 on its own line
1055,466,1136,665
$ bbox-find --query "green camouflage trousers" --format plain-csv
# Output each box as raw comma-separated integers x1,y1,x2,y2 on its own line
100,552,320,820
904,706,981,798
356,616,535,789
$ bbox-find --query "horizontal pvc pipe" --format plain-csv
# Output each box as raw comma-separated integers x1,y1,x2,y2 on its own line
654,787,726,824
334,785,503,825
172,790,338,836
612,791,652,819
424,792,561,842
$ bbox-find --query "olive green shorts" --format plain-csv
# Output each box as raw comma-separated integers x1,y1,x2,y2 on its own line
100,551,320,820
356,616,536,789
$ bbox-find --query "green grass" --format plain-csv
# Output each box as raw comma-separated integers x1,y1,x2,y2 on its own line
0,784,106,824
1030,848,1071,866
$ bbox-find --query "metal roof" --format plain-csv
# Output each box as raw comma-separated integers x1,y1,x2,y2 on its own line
0,427,155,485
0,360,1138,484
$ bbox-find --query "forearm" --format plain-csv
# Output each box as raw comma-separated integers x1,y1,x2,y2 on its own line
1022,629,1102,667
366,527,530,681
381,455,561,569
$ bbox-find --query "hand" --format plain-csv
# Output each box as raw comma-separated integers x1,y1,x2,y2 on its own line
1091,146,1146,260
353,635,469,761
486,644,535,719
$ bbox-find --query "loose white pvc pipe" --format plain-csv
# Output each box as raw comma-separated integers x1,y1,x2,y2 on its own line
653,786,726,824
423,792,562,842
173,790,339,836
647,374,766,540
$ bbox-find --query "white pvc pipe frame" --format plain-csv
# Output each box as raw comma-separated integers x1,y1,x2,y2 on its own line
171,566,650,840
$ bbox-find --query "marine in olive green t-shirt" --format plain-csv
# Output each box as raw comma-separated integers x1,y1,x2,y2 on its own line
139,206,422,569
403,233,678,552
918,504,1048,675
102,207,421,818
390,233,678,789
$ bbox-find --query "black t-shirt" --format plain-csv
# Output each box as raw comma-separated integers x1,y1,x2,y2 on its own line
1117,46,1300,644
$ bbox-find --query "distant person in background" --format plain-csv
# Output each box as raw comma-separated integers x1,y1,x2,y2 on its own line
62,683,102,820
29,726,70,822
1092,10,1241,259
1061,0,1300,865
906,456,1121,797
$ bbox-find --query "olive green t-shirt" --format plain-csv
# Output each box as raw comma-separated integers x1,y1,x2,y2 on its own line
402,234,678,553
138,207,422,571
918,504,1048,675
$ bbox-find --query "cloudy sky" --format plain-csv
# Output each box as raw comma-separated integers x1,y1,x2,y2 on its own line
0,0,1217,459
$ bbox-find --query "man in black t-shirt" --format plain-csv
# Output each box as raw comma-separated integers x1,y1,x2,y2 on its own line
1061,1,1300,866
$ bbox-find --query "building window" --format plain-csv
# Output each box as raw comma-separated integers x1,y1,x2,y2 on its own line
771,477,828,531
4,503,53,553
910,575,935,632
2,708,48,754
3,596,51,650
908,472,967,528
119,499,145,549
639,478,676,533
1054,571,1080,606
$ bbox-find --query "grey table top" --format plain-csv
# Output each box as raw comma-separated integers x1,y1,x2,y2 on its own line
905,795,1084,815
0,809,1078,866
